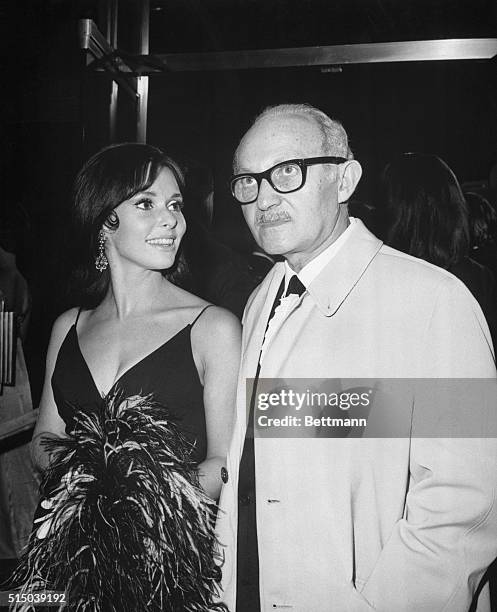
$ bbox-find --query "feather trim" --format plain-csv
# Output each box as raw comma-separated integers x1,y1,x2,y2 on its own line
12,392,227,612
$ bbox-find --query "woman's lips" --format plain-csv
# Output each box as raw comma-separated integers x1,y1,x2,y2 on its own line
146,237,175,249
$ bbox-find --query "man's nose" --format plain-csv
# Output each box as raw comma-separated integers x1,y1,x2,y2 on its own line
257,178,282,210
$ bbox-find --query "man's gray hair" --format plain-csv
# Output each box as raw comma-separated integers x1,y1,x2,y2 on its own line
253,103,353,159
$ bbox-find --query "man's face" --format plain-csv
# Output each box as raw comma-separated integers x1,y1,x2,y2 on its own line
235,113,344,270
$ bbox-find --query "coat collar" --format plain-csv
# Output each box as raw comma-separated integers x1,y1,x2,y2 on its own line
250,218,383,320
241,264,285,380
307,218,383,316
242,219,383,376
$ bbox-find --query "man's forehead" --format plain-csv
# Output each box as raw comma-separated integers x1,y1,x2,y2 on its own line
248,113,320,144
236,113,323,169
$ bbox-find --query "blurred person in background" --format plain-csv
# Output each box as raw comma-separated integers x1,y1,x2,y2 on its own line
465,190,497,279
0,243,37,578
179,163,273,318
380,152,497,347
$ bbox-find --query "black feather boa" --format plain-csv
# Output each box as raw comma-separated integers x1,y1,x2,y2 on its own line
12,393,227,611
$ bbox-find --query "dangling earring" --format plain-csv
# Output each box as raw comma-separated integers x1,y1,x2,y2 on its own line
95,229,108,272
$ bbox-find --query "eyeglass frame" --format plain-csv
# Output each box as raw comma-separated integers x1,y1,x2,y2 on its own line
229,156,348,204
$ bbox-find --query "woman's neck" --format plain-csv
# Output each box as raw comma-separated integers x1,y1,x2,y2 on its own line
101,267,172,320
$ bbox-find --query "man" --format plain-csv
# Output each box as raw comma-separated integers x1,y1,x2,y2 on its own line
216,103,497,611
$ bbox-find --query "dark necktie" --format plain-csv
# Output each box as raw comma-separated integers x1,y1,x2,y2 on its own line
285,274,306,298
236,275,306,610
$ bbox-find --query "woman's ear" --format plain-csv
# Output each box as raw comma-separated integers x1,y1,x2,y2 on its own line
338,160,362,204
102,209,119,232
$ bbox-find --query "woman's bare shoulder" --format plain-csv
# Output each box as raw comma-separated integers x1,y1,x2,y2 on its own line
167,283,209,308
50,307,80,342
191,304,241,343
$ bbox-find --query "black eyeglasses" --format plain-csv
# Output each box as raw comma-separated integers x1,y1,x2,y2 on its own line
230,156,348,204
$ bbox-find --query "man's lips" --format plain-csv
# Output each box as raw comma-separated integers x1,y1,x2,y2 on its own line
256,212,291,227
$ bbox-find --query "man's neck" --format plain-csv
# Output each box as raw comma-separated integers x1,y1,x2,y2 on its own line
285,216,357,287
286,210,350,273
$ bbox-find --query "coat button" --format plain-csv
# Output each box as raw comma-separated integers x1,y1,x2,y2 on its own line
221,466,228,483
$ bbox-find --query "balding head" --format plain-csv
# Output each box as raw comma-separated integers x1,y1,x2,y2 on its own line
234,103,353,172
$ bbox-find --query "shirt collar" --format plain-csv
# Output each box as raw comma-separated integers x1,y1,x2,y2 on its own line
272,218,383,317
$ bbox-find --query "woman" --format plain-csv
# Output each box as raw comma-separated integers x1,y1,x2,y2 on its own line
19,144,240,610
379,152,497,345
32,142,240,500
465,190,497,278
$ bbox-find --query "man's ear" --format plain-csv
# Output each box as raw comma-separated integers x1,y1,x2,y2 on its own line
338,160,362,204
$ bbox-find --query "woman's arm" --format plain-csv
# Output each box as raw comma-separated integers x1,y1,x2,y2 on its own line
192,306,241,500
31,309,77,472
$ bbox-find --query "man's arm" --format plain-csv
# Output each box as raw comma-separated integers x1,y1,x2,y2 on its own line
360,276,497,612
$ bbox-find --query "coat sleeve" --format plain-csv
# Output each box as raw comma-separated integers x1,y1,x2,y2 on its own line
359,276,497,612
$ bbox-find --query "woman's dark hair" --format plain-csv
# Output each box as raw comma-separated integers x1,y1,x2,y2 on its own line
70,143,188,308
464,191,497,250
380,153,469,269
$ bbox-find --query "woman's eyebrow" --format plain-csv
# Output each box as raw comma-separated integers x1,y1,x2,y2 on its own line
135,190,183,198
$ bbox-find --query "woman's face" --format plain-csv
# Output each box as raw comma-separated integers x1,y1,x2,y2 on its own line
106,166,186,272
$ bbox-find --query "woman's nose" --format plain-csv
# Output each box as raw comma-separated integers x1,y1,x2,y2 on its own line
158,206,178,228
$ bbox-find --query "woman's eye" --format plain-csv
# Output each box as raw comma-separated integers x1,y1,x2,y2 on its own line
168,200,184,212
135,198,154,210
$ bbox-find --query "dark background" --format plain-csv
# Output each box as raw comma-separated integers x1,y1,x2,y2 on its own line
1,0,497,402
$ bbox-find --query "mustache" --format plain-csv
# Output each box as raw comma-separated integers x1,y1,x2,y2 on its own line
255,210,291,225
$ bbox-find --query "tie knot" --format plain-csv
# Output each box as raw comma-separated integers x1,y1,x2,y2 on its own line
285,275,306,298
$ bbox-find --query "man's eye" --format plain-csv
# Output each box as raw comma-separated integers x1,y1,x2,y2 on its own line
241,176,256,187
168,200,184,212
135,198,154,210
280,165,298,176
272,165,299,182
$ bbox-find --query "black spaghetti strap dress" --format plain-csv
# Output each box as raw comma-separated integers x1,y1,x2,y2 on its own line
32,306,211,532
51,307,209,463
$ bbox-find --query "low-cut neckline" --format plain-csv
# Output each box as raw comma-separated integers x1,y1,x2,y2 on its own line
71,323,190,397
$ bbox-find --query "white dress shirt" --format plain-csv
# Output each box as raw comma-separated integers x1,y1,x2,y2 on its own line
260,217,358,361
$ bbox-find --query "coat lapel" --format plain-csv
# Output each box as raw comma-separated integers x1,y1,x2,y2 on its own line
241,262,286,380
308,219,383,316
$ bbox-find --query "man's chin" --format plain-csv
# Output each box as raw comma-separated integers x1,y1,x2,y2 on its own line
255,228,294,256
257,239,290,257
